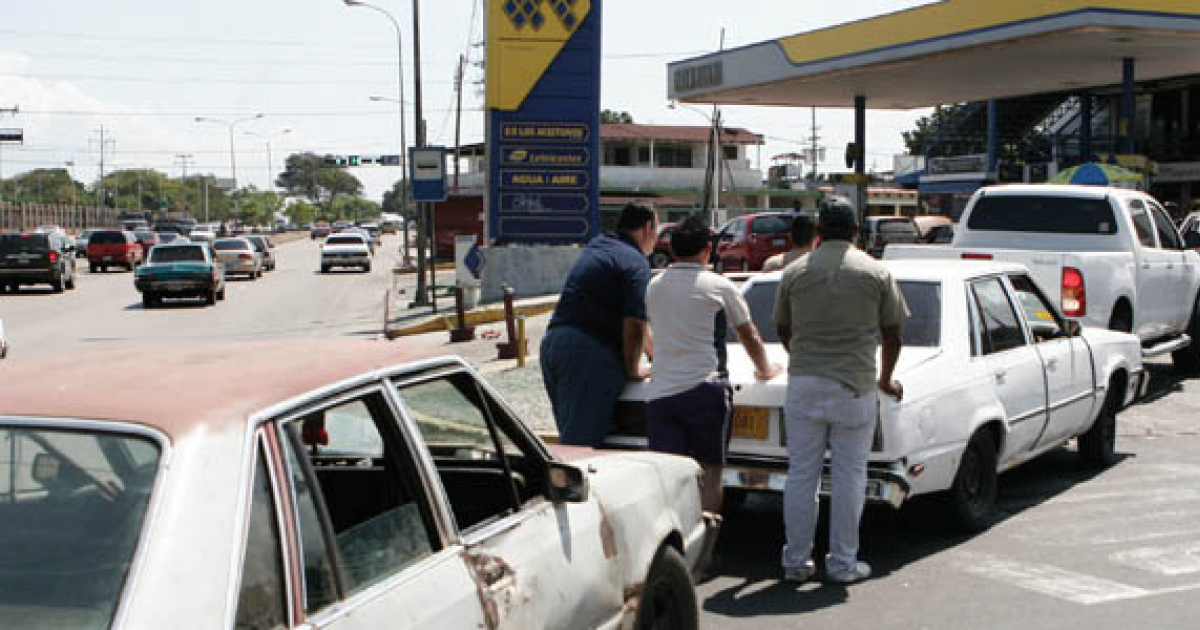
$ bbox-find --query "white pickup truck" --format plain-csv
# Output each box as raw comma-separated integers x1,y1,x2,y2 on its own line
886,184,1200,373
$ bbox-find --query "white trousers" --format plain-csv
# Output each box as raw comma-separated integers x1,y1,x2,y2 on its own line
781,374,877,574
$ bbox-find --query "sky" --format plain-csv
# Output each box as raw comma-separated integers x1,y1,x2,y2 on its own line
0,0,933,201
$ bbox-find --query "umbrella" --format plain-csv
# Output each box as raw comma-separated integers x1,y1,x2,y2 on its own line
1050,162,1144,187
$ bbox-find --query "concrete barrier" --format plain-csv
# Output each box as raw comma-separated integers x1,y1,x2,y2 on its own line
479,244,583,303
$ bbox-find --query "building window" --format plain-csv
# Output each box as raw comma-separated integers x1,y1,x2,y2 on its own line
604,143,634,166
638,146,651,165
655,143,694,168
723,145,738,161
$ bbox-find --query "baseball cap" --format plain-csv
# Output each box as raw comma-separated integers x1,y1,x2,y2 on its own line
819,199,858,231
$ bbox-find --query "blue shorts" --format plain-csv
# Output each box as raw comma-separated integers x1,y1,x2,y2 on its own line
647,380,732,465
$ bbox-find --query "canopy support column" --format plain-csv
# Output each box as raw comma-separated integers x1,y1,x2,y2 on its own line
1121,57,1136,154
855,95,866,224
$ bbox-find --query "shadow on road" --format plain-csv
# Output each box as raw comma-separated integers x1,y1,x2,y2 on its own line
0,287,62,297
124,299,212,311
1139,362,1192,404
703,446,1121,618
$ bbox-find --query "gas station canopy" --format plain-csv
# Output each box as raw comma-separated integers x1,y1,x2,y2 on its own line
668,1,1200,109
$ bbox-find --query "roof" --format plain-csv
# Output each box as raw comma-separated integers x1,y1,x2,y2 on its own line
0,339,449,438
600,124,763,145
668,1,1200,108
977,183,1147,199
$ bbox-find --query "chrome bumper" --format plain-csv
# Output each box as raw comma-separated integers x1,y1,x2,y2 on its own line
721,460,910,509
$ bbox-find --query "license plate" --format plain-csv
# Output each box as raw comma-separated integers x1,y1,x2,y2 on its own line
731,407,770,440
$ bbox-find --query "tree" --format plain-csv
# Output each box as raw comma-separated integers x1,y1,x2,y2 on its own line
276,152,363,213
238,188,285,226
381,179,414,223
601,109,634,124
5,169,83,205
330,196,380,223
284,200,318,225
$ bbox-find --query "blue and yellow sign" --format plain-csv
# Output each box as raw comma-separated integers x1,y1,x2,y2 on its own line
487,0,600,244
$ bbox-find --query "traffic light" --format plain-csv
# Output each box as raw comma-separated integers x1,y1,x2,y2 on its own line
348,155,360,167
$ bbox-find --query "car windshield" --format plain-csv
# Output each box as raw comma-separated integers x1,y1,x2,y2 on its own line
0,425,160,630
966,195,1118,234
878,219,918,234
149,246,206,263
0,234,49,254
752,215,790,234
732,279,941,347
213,240,248,251
88,232,126,245
326,236,364,246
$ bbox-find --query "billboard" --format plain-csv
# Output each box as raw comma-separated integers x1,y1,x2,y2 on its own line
486,0,601,244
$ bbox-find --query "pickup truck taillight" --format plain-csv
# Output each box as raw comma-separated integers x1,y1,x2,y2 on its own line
1062,266,1086,318
47,251,58,264
961,253,993,260
238,253,254,260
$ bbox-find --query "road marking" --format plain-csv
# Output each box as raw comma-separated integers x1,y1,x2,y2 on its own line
951,551,1150,605
1112,541,1200,576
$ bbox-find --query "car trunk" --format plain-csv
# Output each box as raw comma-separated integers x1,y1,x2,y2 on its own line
0,234,53,271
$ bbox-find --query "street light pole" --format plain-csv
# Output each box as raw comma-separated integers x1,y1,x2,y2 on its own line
345,0,428,307
196,113,264,224
369,95,411,262
245,128,291,192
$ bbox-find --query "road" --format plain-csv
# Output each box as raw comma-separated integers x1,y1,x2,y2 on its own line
4,238,1200,628
1,234,407,353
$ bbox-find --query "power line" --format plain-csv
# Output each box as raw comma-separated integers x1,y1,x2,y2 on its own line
1,72,457,87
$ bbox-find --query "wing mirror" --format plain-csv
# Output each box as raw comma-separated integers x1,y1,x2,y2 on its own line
545,462,589,503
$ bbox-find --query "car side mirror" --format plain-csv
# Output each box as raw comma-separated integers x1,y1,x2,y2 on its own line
1064,320,1082,337
545,462,588,503
1184,231,1200,249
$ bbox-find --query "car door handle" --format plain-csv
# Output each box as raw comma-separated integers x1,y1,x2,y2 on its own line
1046,358,1058,370
994,370,1007,385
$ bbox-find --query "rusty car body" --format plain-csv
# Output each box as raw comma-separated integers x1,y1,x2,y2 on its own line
0,340,713,629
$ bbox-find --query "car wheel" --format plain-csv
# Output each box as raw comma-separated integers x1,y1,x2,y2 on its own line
634,546,698,630
65,271,76,290
321,265,330,274
946,429,998,533
51,275,65,293
205,289,217,305
1171,295,1200,375
217,286,226,301
1107,304,1133,334
89,263,98,273
363,263,372,273
1078,384,1119,467
142,293,157,308
650,251,671,269
100,264,107,273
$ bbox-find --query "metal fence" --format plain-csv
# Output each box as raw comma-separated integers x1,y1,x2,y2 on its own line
0,202,121,233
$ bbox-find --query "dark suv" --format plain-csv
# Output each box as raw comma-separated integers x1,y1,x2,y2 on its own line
0,231,78,293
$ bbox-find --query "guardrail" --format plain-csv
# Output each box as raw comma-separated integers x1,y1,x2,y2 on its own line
0,202,121,233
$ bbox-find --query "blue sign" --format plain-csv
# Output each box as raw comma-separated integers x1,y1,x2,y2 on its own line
487,0,601,245
409,146,448,203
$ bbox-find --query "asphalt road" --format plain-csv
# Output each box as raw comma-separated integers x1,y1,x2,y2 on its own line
4,239,1200,628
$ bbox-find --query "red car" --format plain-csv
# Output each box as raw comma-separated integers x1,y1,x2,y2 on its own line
86,229,143,272
713,212,793,271
649,222,678,268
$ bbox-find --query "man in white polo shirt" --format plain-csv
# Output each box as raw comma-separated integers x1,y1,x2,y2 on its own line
645,216,781,515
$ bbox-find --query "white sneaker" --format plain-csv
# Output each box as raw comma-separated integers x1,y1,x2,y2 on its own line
826,561,872,584
783,560,817,583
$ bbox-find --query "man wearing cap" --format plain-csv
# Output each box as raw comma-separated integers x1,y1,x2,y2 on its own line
762,213,818,272
774,201,909,584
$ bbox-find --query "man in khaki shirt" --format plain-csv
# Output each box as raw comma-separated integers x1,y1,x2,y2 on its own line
773,202,908,585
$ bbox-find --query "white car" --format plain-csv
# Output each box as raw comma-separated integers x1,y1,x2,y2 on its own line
0,340,714,629
322,233,372,273
614,260,1144,531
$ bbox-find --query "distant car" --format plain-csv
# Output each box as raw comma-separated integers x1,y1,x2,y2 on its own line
913,215,953,243
188,230,215,245
133,230,161,260
135,243,226,307
321,233,372,273
310,223,332,240
650,222,678,269
212,237,263,279
380,217,401,234
340,227,377,254
860,216,922,257
244,235,276,272
0,340,713,630
0,231,77,293
713,212,794,271
74,229,98,258
155,231,186,245
87,230,143,272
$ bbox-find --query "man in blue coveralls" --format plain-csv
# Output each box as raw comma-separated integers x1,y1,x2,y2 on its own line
541,203,658,446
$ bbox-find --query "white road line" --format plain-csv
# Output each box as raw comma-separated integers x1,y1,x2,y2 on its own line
1112,541,1200,576
951,551,1150,605
1012,509,1200,546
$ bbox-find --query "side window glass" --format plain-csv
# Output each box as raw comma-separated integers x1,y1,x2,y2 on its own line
285,392,437,599
1150,205,1183,250
971,278,1027,354
1008,274,1064,342
234,448,288,630
280,432,339,614
398,372,540,533
1128,200,1157,248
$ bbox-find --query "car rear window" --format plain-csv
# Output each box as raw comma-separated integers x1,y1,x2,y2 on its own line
88,231,127,245
149,246,206,263
213,239,249,251
966,195,1118,234
0,233,50,254
877,219,919,235
733,279,941,347
0,426,160,630
751,215,791,234
326,236,364,246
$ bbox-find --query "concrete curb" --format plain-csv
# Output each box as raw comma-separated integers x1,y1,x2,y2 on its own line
385,295,558,338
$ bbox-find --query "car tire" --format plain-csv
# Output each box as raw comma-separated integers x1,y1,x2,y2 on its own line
100,264,108,273
65,271,75,290
217,286,226,301
51,275,65,293
1078,385,1119,467
946,429,998,533
321,265,330,274
89,263,98,273
142,293,157,308
650,251,671,269
1107,304,1133,334
634,546,698,630
205,289,217,305
1171,295,1200,375
363,263,372,273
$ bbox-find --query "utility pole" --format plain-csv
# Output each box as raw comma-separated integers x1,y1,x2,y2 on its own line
0,105,19,206
806,107,823,182
89,126,116,214
411,0,433,309
176,154,194,215
453,54,465,191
